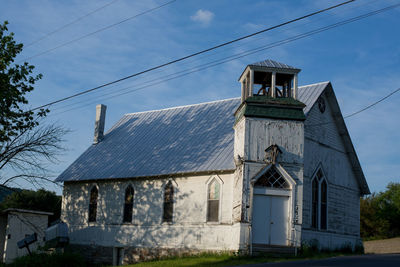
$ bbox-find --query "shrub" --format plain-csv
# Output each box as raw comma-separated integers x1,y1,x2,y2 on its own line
354,241,365,254
300,239,319,256
337,242,353,253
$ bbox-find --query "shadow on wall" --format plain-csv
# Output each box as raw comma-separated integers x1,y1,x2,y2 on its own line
63,176,215,264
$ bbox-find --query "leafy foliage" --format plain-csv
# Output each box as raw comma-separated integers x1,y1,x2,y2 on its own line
0,188,61,224
0,21,48,143
360,182,400,239
0,21,68,187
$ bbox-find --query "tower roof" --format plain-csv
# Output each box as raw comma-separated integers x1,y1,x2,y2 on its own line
249,59,298,70
239,59,301,82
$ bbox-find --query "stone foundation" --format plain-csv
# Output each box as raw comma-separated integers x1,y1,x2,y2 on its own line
66,244,114,265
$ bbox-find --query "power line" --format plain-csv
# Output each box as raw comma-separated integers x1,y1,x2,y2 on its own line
47,2,400,117
344,87,400,119
95,0,379,87
24,0,120,48
29,0,356,112
20,0,177,62
307,87,400,127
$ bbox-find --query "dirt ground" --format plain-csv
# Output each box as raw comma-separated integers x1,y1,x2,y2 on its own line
364,237,400,254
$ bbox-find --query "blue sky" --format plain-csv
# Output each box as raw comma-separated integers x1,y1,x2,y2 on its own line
1,0,399,195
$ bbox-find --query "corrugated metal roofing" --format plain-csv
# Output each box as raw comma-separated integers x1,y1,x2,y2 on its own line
297,81,330,114
249,59,298,70
56,82,329,182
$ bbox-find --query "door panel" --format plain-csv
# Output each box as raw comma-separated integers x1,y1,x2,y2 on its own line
252,195,271,244
270,196,289,245
252,194,289,246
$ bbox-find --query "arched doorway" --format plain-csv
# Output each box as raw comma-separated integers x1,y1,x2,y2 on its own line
252,165,293,246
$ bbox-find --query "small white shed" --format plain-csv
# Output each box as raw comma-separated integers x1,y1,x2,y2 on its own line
0,209,52,263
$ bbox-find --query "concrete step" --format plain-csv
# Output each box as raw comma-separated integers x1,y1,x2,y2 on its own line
252,243,296,255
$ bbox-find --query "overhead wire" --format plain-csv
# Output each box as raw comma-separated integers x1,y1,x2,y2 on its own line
49,0,380,112
29,0,357,112
19,0,177,62
306,87,400,127
24,0,120,48
344,88,400,119
47,2,400,117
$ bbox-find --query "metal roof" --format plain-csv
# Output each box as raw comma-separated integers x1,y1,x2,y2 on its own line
56,82,329,182
3,208,53,216
249,59,298,70
297,81,330,114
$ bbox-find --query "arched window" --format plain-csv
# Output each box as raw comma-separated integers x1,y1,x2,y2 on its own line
320,180,327,230
163,181,174,222
311,168,328,230
207,178,220,222
123,185,134,223
255,165,289,189
89,186,98,222
311,178,319,228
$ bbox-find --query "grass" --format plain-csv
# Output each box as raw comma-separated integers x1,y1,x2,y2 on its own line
124,251,358,267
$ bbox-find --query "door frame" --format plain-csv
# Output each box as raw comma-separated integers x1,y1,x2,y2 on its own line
249,164,297,248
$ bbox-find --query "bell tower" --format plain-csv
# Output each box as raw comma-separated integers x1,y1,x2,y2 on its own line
239,59,300,101
232,59,305,251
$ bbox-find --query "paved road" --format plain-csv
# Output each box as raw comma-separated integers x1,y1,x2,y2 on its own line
238,254,400,267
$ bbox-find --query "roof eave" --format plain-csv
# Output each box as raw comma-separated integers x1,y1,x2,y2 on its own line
61,168,236,183
324,83,370,195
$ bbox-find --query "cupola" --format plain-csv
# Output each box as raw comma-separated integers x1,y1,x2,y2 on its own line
238,59,301,101
235,59,306,122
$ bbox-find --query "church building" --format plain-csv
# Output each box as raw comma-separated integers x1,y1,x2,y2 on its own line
56,59,369,265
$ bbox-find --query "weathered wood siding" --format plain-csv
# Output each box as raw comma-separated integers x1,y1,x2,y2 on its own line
61,173,249,251
233,115,304,247
302,92,361,248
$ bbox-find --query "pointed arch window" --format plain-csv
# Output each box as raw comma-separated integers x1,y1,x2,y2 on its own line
163,181,174,222
123,185,134,223
88,186,98,222
311,168,328,230
320,180,327,230
207,178,220,222
255,165,289,189
311,178,319,228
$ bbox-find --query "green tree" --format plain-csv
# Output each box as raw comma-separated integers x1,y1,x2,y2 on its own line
360,182,400,239
0,188,61,224
0,21,67,186
360,193,390,239
377,183,400,237
0,21,47,143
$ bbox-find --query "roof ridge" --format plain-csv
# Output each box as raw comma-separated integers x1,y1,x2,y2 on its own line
299,81,330,88
125,97,241,116
123,82,330,116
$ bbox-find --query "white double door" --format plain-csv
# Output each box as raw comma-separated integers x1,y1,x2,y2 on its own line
252,194,289,246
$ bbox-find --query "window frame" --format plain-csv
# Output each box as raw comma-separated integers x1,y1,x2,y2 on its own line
320,179,328,230
311,177,319,228
123,185,134,223
88,185,98,223
206,175,223,223
162,181,174,223
310,166,328,230
254,165,290,189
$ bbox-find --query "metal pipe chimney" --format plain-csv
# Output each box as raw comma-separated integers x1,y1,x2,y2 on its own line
93,104,107,144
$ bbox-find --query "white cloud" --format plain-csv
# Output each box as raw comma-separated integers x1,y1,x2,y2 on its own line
190,9,214,25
